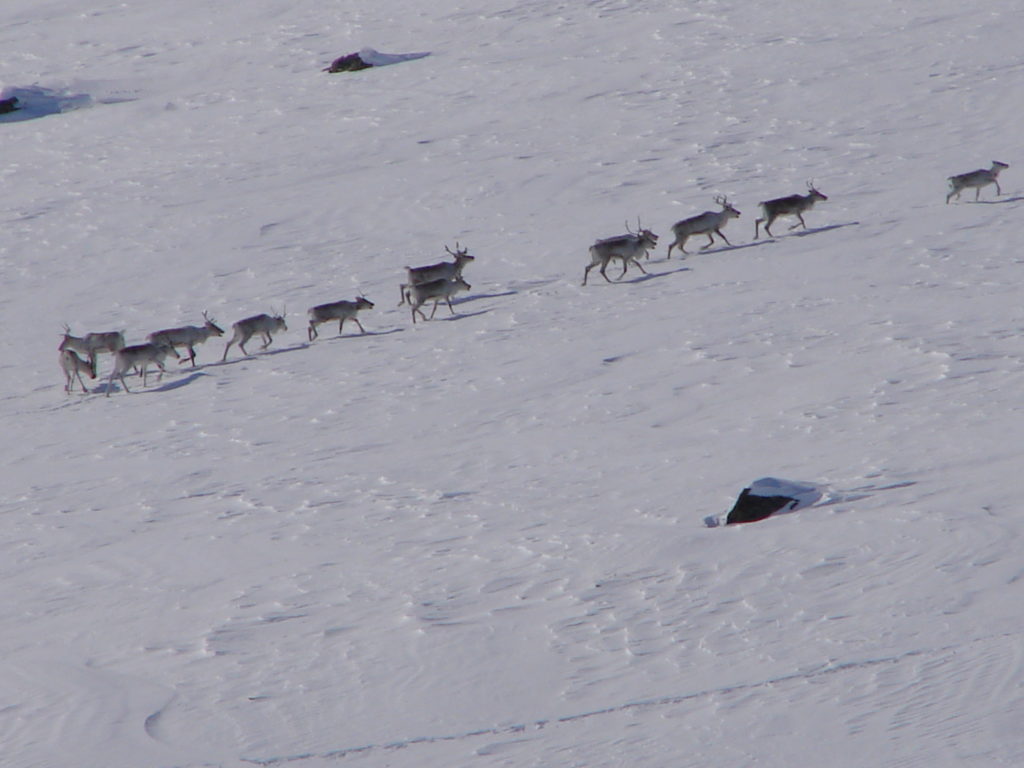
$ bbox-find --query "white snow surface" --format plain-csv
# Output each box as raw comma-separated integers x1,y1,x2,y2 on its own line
3,0,1024,766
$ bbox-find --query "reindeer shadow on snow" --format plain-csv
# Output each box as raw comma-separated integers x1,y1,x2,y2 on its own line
317,327,404,341
787,221,859,238
666,238,777,259
966,195,1024,205
99,371,208,396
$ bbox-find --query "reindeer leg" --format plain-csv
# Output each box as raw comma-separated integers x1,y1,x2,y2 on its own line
717,228,732,246
633,257,648,275
789,214,806,230
354,318,366,334
995,180,1002,196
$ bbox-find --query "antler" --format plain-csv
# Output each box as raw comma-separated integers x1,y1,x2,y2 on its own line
806,179,817,191
714,194,729,206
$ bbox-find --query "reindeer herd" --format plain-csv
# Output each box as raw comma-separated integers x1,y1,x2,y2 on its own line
585,181,829,286
58,161,1009,397
58,243,476,396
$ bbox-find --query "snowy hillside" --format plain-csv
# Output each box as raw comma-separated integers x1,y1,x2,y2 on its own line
2,0,1023,766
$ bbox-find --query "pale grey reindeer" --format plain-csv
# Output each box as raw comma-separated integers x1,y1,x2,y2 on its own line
582,222,659,285
59,348,96,394
404,276,471,323
59,325,125,370
308,296,374,340
147,311,224,367
754,182,828,239
666,196,741,258
946,161,1009,203
105,342,177,396
399,243,475,305
221,310,288,361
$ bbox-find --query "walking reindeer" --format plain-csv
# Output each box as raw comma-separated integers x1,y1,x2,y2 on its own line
59,325,125,370
222,310,288,361
147,311,224,366
946,161,1009,203
105,342,178,396
582,220,659,285
754,182,828,239
666,196,741,258
308,297,374,340
399,244,475,305
59,348,96,394
405,277,471,323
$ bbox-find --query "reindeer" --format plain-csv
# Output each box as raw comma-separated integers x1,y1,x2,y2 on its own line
59,325,125,370
399,243,475,305
59,348,96,394
308,297,374,340
946,161,1009,203
222,310,288,361
754,182,828,239
147,311,224,367
582,221,658,285
105,342,177,396
404,277,471,323
666,196,741,258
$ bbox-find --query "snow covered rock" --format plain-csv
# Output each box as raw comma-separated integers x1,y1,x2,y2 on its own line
706,477,825,526
323,48,431,73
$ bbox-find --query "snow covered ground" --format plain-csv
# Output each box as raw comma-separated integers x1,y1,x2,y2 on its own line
2,0,1024,765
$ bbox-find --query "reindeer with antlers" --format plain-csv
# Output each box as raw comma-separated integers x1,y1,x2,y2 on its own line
666,196,741,258
582,219,659,285
147,311,225,367
399,243,475,306
754,181,828,239
59,325,125,371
